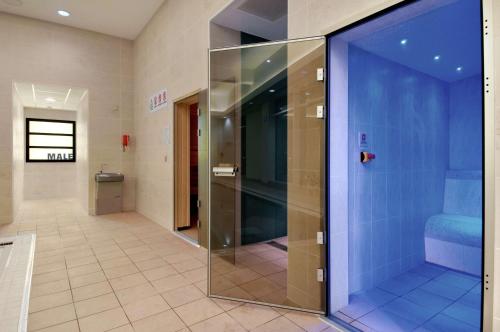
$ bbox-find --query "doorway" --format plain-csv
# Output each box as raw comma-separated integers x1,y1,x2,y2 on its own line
327,0,485,331
174,93,201,244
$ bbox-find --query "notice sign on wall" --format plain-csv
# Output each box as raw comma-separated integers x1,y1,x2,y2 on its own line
149,89,168,112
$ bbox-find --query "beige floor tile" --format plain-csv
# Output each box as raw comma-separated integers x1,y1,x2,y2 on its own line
66,255,98,268
228,304,280,330
142,265,178,281
31,278,71,298
72,280,113,302
151,274,191,293
32,269,68,286
189,312,246,332
33,261,67,275
135,257,168,271
284,311,330,332
108,324,135,332
29,290,73,313
181,267,207,283
251,316,305,332
212,298,243,311
132,310,186,332
67,262,102,278
163,253,193,264
70,270,107,288
78,307,129,332
34,320,79,332
99,256,133,269
171,258,205,273
75,292,121,318
96,249,127,261
240,277,283,299
161,284,205,308
115,282,158,305
28,303,76,331
123,294,170,321
103,263,139,279
109,273,148,291
128,250,159,263
225,268,262,285
174,297,224,326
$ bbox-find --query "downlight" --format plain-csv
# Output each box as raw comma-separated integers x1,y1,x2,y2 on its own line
57,10,71,17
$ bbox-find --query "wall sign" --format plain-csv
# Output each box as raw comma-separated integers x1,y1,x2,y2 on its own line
149,89,168,112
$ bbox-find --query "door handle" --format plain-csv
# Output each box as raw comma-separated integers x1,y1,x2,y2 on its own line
212,166,238,177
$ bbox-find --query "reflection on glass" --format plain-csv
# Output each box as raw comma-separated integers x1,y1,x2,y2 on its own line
29,134,73,147
209,38,326,312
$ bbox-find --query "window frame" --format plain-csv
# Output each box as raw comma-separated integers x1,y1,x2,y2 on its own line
25,118,76,163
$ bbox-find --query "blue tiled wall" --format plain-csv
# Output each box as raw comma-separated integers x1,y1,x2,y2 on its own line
347,46,449,293
449,75,482,170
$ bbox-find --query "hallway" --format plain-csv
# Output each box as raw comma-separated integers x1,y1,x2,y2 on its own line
0,199,331,332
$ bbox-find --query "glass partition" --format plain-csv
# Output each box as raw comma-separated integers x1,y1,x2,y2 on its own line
209,38,326,313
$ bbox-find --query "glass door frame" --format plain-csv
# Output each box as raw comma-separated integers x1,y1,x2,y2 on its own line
322,0,495,330
207,36,328,315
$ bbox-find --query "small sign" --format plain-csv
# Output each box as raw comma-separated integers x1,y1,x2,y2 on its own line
149,89,168,112
359,132,368,149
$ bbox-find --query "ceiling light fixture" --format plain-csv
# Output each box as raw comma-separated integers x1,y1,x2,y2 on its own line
456,66,463,72
45,97,56,103
57,10,71,17
433,55,441,61
400,39,408,45
266,59,271,63
269,89,275,93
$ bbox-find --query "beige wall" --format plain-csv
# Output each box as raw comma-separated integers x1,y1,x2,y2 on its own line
0,13,135,221
22,108,77,200
11,88,23,221
77,92,90,213
133,0,230,229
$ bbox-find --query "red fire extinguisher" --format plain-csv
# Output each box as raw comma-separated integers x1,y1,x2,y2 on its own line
122,134,130,152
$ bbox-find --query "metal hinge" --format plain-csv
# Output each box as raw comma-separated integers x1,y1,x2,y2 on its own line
197,200,201,208
316,105,325,119
197,219,201,228
197,108,201,117
316,232,325,245
316,68,324,81
316,268,325,282
198,129,201,137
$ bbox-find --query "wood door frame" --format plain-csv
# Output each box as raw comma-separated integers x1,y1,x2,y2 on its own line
173,93,199,241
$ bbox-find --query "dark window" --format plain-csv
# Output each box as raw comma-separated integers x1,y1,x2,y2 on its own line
26,118,76,162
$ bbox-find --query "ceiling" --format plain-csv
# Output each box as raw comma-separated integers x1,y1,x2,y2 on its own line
212,0,287,42
344,0,481,82
15,82,87,111
0,0,165,39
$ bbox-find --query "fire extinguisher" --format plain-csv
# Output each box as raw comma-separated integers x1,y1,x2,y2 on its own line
122,134,130,152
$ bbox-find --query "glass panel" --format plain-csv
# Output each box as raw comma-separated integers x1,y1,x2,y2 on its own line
29,148,74,161
29,134,73,147
209,38,326,312
29,121,73,134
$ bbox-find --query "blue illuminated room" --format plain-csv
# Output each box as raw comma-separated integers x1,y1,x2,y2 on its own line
327,0,483,331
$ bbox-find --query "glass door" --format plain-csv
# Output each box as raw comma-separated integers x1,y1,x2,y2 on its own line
208,37,326,313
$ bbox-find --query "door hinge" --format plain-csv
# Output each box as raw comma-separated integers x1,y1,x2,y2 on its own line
198,129,202,137
316,268,325,282
197,108,201,117
197,200,201,208
316,68,325,82
316,105,325,119
316,232,325,245
197,219,201,228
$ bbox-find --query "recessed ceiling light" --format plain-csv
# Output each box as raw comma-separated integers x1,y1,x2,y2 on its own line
266,59,271,63
269,89,275,93
433,55,441,61
45,97,56,103
456,66,463,72
57,10,71,17
400,39,408,45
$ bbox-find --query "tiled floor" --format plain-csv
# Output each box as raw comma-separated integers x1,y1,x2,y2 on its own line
0,199,334,332
333,263,481,332
210,236,298,309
